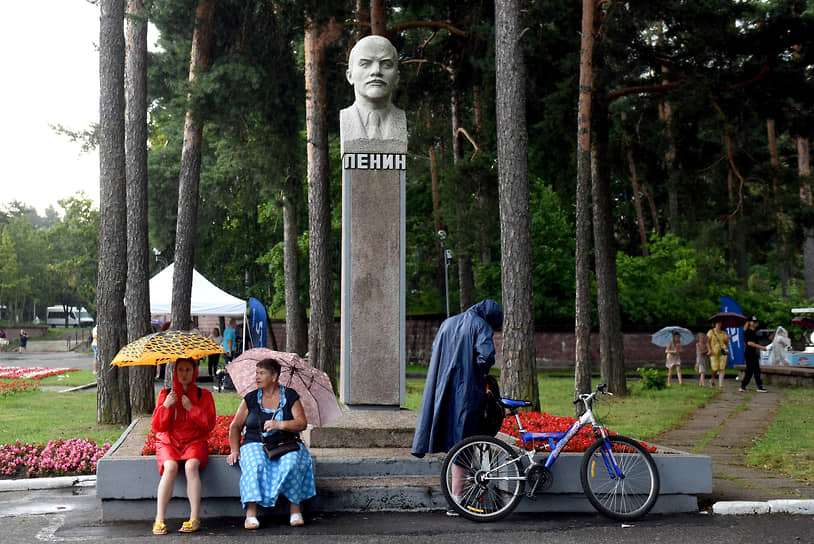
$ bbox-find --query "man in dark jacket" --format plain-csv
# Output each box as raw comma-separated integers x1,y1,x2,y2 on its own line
411,299,504,458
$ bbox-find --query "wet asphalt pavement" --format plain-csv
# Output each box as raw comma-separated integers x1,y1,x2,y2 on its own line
1,484,813,544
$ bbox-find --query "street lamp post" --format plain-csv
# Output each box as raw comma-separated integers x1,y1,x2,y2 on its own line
438,230,452,318
153,248,168,269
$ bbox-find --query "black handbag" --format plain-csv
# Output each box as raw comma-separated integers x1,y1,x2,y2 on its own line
262,432,300,459
256,398,300,460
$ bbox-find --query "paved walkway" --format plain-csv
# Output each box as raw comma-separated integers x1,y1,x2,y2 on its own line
656,380,813,506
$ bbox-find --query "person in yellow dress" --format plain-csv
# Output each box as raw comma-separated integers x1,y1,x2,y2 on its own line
706,318,729,388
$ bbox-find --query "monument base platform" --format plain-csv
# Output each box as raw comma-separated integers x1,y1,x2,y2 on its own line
302,408,417,449
96,417,710,521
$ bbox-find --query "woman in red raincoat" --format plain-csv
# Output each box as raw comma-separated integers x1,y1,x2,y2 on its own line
151,357,216,535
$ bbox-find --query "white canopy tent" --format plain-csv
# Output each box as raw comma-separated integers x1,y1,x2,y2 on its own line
149,263,248,352
149,263,245,316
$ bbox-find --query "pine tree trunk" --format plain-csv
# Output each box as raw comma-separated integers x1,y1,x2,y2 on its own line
354,0,369,42
767,119,791,296
305,17,337,388
370,0,386,35
574,0,595,413
97,0,131,425
495,0,538,410
283,184,306,355
125,0,154,415
621,112,648,257
799,137,814,298
171,0,215,332
591,103,627,396
449,66,475,313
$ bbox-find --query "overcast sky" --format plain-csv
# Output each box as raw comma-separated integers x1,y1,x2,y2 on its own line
1,1,104,215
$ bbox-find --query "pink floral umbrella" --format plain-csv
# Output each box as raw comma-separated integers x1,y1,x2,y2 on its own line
227,348,343,427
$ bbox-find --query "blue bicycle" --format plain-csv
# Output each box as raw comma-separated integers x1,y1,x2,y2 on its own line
440,384,660,521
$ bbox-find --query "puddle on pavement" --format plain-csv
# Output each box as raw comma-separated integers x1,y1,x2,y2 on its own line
5,503,72,516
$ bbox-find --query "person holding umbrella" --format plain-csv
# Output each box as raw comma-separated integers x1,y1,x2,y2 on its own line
707,318,730,389
226,357,316,530
665,331,684,386
151,357,216,535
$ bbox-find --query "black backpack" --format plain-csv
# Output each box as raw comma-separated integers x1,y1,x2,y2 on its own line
477,374,505,436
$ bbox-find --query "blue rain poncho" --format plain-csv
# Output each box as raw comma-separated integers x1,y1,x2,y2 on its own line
411,299,504,458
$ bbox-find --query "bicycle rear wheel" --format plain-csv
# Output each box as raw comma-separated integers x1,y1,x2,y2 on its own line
440,435,524,522
580,435,660,521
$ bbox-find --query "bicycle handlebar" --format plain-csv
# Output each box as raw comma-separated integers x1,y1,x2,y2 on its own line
573,383,612,405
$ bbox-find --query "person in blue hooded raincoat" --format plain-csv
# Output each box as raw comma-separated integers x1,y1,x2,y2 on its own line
411,299,504,458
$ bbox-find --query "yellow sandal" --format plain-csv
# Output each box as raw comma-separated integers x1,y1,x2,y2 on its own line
152,520,167,535
179,518,200,533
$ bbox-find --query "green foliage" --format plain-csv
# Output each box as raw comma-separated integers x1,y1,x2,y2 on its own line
617,232,731,328
530,179,575,325
637,367,667,391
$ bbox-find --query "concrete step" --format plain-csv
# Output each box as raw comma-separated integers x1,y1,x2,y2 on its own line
311,447,443,478
303,409,418,449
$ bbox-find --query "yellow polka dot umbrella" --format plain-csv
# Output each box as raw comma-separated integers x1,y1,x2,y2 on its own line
111,330,225,366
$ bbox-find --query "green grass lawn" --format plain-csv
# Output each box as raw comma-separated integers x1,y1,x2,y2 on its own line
746,388,814,482
408,373,718,441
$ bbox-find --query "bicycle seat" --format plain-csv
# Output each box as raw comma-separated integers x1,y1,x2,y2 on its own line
500,398,532,408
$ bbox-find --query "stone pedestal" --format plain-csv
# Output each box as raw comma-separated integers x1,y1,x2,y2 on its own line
339,141,406,407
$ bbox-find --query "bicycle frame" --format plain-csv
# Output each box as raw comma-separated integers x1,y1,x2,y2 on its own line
504,392,624,480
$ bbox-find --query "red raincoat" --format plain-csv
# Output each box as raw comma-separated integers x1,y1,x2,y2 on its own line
152,362,216,474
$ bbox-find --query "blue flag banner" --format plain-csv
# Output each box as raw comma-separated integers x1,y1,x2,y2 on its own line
721,295,744,367
248,297,268,349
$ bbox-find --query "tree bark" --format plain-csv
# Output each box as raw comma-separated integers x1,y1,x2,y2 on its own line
495,0,538,410
767,119,790,296
171,0,215,332
591,103,627,396
305,15,338,388
354,0,369,41
574,0,595,414
97,0,130,425
124,0,154,415
370,0,386,35
283,183,306,355
450,64,474,313
621,112,648,256
799,137,814,297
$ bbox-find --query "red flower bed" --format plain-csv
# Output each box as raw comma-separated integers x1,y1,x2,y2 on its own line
0,438,110,478
141,412,656,456
0,366,79,380
500,411,656,453
142,415,236,456
0,379,40,397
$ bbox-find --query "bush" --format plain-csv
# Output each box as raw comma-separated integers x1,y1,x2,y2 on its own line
637,367,666,390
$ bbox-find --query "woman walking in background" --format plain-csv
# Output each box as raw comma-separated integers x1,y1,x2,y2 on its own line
707,318,729,388
18,329,28,352
695,331,711,387
665,331,683,386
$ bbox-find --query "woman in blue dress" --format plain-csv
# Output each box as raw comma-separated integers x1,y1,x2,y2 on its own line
226,358,316,530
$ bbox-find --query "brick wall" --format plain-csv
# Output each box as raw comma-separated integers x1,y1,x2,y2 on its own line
253,317,690,370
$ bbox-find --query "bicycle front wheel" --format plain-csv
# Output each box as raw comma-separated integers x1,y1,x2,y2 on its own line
440,435,524,522
580,435,660,521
